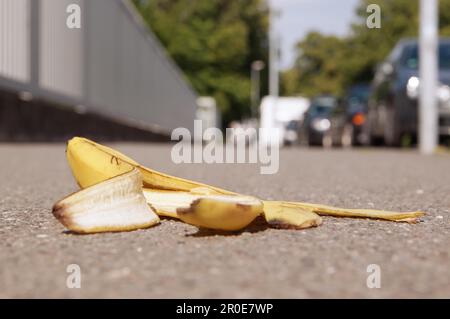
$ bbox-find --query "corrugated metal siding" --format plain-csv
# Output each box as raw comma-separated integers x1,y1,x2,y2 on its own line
39,0,83,98
85,0,119,112
0,0,29,82
85,0,197,131
0,0,197,133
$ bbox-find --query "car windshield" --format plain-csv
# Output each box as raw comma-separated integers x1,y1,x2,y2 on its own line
308,104,334,116
348,85,370,103
400,42,450,70
308,96,336,116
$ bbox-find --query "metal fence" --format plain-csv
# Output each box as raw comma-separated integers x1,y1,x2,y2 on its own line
0,0,197,135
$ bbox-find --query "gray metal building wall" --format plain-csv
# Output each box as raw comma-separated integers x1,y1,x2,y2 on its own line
0,0,197,134
0,0,29,83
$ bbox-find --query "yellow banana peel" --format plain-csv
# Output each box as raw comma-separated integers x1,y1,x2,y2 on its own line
52,137,425,233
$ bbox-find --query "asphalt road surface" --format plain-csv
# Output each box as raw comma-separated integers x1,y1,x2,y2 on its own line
0,143,449,298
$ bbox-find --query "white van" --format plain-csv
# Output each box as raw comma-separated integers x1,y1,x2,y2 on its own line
260,96,310,146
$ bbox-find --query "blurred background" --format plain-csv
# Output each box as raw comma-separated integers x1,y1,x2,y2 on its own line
0,0,449,149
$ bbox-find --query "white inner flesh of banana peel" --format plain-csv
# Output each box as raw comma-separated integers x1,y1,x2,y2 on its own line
53,169,160,233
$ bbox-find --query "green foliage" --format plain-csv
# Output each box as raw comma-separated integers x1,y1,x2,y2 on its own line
281,32,348,97
133,0,269,125
283,0,450,97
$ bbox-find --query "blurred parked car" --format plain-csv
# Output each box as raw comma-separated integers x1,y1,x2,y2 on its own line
328,84,371,147
366,38,450,146
299,95,337,146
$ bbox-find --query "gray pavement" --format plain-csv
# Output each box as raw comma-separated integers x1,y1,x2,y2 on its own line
0,143,449,298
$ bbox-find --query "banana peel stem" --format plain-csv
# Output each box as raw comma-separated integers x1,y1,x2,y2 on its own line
274,201,425,223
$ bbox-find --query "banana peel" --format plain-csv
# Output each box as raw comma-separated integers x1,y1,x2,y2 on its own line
52,168,160,233
53,137,425,233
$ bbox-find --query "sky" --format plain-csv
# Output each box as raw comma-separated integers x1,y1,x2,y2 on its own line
268,0,361,70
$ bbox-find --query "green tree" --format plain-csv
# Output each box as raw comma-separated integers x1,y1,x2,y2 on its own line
281,32,347,97
345,0,419,85
133,0,269,125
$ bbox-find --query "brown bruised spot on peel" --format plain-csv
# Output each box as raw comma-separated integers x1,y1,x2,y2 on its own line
267,219,296,229
268,218,322,230
51,203,72,229
176,199,201,216
52,202,67,220
177,200,255,216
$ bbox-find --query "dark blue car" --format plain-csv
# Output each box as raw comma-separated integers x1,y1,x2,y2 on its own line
366,38,450,146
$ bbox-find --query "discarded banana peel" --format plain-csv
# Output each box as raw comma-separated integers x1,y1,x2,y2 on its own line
263,201,322,229
59,137,426,232
52,169,160,233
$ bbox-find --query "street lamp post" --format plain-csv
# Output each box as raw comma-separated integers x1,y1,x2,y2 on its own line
419,0,438,154
269,8,281,97
251,60,265,118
